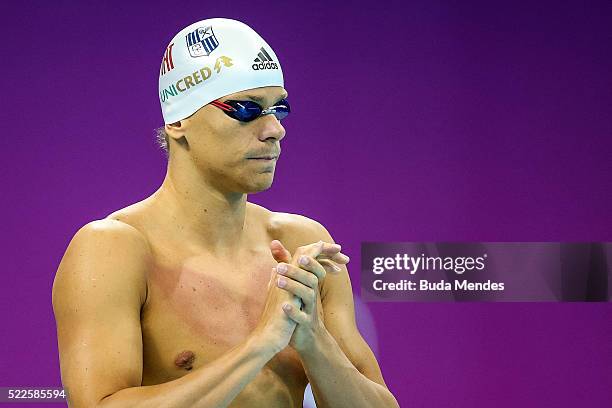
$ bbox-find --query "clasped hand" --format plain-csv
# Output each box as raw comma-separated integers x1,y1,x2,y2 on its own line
269,240,350,353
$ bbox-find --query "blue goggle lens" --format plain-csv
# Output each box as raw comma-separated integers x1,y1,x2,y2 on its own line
222,99,290,122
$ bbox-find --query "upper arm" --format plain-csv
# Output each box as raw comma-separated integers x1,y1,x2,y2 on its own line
279,213,389,388
52,219,150,407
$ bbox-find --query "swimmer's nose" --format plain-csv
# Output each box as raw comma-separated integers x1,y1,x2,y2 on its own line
258,114,285,142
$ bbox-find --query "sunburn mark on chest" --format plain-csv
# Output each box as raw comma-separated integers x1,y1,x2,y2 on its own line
148,252,276,347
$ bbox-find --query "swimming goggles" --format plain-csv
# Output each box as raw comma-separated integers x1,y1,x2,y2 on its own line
210,98,291,122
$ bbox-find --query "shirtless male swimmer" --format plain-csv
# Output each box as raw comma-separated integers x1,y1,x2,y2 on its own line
52,18,399,408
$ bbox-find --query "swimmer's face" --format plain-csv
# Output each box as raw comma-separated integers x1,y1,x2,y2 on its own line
167,86,287,193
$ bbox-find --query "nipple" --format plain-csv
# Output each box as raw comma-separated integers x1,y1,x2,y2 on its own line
174,350,196,370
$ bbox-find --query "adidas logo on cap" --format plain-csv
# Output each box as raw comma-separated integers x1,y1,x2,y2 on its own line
252,47,279,71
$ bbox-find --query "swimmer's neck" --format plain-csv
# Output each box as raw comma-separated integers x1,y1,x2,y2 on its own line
150,164,249,255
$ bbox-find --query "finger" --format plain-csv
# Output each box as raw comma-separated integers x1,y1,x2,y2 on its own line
276,275,316,313
298,240,341,259
316,252,350,265
328,252,350,264
296,256,327,282
318,258,342,273
282,303,310,325
270,240,292,263
277,262,323,289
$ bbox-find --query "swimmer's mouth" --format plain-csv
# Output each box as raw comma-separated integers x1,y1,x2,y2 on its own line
247,155,278,161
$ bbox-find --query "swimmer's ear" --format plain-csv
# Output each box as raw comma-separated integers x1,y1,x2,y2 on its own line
165,121,186,141
270,240,292,263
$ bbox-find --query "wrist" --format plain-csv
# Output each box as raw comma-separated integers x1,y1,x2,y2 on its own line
294,322,330,358
246,331,284,359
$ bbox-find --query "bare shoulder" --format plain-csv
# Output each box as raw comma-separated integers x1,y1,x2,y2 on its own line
259,207,335,250
52,218,151,406
52,218,151,309
61,218,151,260
105,199,151,227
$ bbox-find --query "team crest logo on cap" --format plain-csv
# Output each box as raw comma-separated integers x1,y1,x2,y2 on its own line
186,26,219,58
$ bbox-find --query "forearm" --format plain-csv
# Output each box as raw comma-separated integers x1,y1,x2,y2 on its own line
95,336,275,408
300,329,399,408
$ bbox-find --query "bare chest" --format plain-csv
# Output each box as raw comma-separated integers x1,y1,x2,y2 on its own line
139,247,306,395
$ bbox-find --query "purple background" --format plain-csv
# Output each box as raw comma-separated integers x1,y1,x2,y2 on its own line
1,1,611,407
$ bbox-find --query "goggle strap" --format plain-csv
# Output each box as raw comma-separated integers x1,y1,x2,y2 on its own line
210,100,237,111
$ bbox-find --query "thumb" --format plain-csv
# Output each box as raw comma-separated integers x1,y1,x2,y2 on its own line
270,239,292,263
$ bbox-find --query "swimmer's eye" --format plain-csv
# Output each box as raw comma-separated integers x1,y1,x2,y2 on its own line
210,98,290,122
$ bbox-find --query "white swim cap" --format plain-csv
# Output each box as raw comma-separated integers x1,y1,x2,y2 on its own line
158,18,284,124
